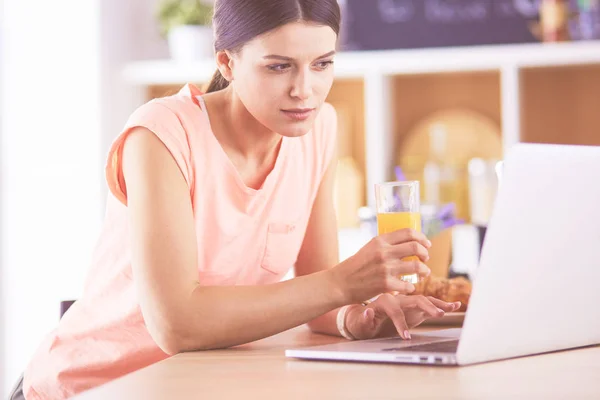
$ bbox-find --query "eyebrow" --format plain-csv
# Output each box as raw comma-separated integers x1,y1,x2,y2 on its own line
263,50,336,61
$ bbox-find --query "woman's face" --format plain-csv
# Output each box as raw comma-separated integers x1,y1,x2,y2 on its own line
228,22,337,138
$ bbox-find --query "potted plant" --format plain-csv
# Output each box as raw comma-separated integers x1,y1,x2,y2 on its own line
157,0,214,61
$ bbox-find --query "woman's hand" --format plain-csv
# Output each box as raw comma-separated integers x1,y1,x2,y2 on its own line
329,228,432,306
345,293,462,340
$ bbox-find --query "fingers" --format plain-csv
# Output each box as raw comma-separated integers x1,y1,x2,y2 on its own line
388,241,430,263
373,294,411,340
363,307,376,330
348,303,389,340
412,296,445,318
356,306,378,333
385,278,416,295
344,305,378,340
389,259,431,279
428,297,462,312
380,228,431,249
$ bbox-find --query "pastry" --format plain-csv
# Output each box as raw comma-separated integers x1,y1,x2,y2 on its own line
411,275,472,312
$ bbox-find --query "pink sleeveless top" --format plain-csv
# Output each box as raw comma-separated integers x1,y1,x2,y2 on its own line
23,83,337,399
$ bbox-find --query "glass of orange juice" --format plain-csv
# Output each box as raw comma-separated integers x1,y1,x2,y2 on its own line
374,180,422,284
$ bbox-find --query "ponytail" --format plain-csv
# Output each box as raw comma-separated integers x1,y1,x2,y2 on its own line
205,69,230,93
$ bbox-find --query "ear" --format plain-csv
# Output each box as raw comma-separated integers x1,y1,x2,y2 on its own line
216,50,234,81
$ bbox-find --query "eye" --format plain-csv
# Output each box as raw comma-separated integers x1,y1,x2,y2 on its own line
314,60,334,70
267,64,291,72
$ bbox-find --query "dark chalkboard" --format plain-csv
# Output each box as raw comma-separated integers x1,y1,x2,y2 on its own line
341,0,545,50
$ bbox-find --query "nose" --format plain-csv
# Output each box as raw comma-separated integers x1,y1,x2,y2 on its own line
290,68,313,101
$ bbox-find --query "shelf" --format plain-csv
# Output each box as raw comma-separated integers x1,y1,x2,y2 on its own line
521,64,600,146
121,40,600,221
391,71,501,152
122,41,600,85
391,71,502,221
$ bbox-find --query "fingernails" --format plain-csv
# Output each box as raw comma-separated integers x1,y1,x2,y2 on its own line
437,308,445,314
404,330,411,340
426,240,432,248
363,310,369,319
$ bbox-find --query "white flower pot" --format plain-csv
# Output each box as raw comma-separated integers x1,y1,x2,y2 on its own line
168,25,214,62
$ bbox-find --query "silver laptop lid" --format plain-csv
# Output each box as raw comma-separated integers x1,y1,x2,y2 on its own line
457,143,600,365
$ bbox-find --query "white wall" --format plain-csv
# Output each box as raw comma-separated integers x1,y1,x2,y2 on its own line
0,0,170,396
0,0,103,395
99,0,168,203
0,0,6,396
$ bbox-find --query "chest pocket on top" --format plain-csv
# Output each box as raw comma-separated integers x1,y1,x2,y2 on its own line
260,220,306,276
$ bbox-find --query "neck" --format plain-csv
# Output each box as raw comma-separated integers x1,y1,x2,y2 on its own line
205,86,282,162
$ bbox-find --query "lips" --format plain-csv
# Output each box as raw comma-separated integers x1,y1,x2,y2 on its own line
284,108,314,113
281,108,315,121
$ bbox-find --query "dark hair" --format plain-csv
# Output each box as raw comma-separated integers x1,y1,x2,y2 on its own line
205,0,341,93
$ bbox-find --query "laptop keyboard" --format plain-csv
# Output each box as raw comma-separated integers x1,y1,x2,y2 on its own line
382,340,459,353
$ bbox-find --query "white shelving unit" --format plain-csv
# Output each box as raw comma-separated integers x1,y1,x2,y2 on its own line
123,41,600,83
122,40,600,208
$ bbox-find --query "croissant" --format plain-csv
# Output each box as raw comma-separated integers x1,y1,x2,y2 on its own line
411,275,472,312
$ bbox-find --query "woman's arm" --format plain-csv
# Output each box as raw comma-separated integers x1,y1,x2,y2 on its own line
122,127,345,354
122,127,430,354
294,141,460,340
294,150,344,336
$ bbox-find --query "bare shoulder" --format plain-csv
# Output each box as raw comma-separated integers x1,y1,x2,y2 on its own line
121,127,171,178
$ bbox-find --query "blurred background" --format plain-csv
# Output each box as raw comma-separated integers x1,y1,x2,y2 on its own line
1,0,599,396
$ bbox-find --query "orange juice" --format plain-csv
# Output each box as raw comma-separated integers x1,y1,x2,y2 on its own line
377,212,422,284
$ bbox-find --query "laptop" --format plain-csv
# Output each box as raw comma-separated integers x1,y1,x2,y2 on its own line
286,143,600,366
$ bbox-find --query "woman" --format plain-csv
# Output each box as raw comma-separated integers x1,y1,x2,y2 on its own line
15,0,460,399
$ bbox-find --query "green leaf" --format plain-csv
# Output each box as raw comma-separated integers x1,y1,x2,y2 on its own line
156,0,214,37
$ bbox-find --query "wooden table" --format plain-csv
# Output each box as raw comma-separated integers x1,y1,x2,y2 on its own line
75,324,600,400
